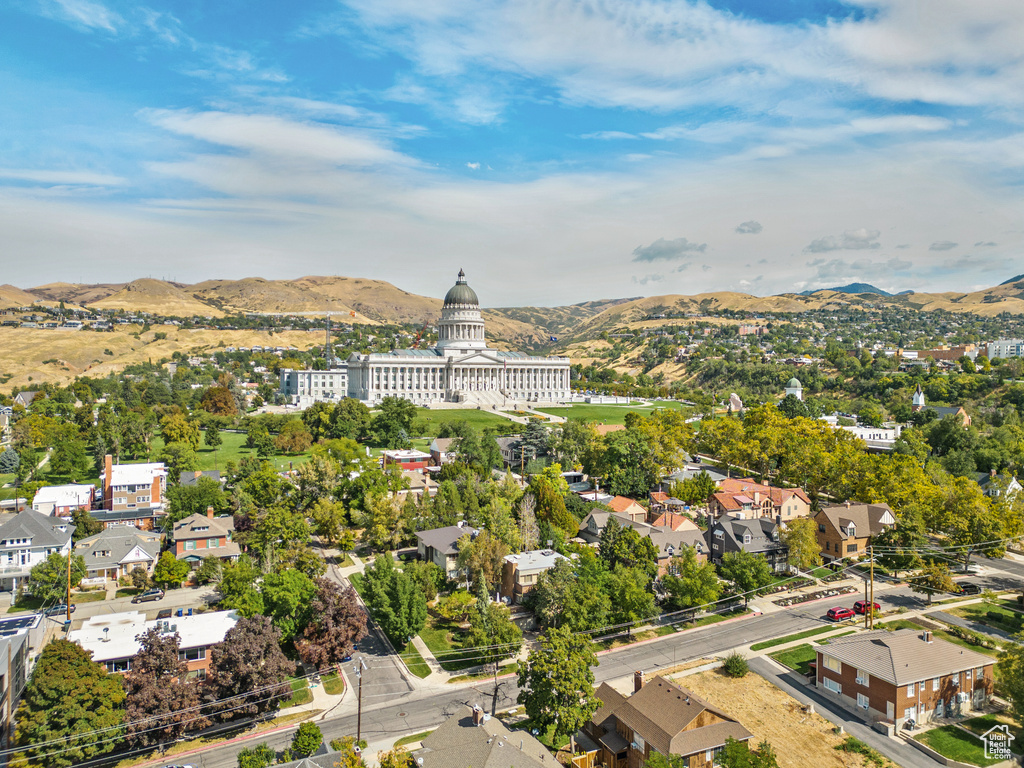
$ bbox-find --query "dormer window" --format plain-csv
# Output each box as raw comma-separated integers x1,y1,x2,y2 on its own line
845,524,856,537
743,533,751,545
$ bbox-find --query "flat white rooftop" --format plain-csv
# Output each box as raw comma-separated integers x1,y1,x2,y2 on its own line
69,609,237,662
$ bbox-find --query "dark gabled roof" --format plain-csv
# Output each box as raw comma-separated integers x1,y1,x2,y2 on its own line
415,524,480,555
74,526,161,569
708,515,785,554
0,510,73,549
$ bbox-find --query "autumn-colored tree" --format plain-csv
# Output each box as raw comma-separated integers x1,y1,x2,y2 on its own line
296,578,368,666
123,628,205,747
200,385,238,415
207,616,295,720
274,420,313,454
160,413,200,451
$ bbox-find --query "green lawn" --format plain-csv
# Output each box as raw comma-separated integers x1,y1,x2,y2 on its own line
322,671,345,695
534,402,689,426
447,663,518,684
418,615,481,672
878,618,1002,660
348,573,364,596
400,641,431,679
949,602,1023,635
282,677,312,708
394,730,434,748
410,408,515,436
71,590,106,604
507,718,570,751
768,643,817,676
915,726,1001,767
115,587,142,599
151,430,312,473
960,714,1023,752
675,607,751,630
8,595,46,614
750,625,838,651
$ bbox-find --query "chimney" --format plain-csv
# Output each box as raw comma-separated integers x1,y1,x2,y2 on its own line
103,454,113,509
845,500,851,508
634,670,645,693
194,470,202,479
472,705,484,725
991,468,997,478
922,631,933,643
206,506,214,519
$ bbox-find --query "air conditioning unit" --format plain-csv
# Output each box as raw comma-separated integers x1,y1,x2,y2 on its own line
957,692,970,703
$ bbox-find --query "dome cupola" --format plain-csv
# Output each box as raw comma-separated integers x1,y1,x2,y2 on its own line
443,268,479,307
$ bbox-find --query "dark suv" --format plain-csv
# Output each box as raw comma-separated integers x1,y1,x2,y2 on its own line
131,588,165,604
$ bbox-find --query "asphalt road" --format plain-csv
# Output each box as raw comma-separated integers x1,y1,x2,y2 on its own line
56,585,221,630
178,586,928,768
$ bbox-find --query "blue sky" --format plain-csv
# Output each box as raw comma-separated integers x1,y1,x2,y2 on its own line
2,0,1024,305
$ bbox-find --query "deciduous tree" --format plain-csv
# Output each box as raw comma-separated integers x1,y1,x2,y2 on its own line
781,517,822,572
153,550,190,587
662,547,721,617
207,616,295,720
909,563,957,604
27,553,86,602
297,578,368,667
15,639,126,768
361,555,427,646
517,626,599,741
719,550,774,606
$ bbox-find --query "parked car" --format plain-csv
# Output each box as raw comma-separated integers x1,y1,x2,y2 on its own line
956,583,982,596
826,606,855,621
43,603,76,617
853,600,881,615
131,588,165,604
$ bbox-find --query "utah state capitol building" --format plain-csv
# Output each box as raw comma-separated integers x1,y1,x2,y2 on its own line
284,270,571,408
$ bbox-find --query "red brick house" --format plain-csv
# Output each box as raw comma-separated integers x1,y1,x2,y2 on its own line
815,629,994,727
814,501,895,563
708,478,810,522
171,509,240,566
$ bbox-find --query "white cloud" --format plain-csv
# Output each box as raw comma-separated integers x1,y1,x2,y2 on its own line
929,240,958,250
0,168,126,186
466,162,480,170
39,0,122,33
735,220,762,234
632,237,707,262
805,228,881,253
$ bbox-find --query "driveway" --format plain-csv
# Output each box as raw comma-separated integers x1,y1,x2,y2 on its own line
749,657,942,768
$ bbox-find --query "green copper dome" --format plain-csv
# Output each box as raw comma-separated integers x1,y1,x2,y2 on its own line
786,377,802,388
443,269,479,306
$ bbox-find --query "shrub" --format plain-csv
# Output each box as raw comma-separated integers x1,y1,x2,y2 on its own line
237,743,275,768
291,721,323,758
722,651,748,678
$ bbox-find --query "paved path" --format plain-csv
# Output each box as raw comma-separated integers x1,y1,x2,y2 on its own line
749,657,941,768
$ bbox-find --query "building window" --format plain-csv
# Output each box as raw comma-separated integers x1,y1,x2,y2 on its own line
846,543,858,553
824,656,842,673
185,541,196,550
857,693,869,710
907,683,915,696
823,677,841,694
933,678,940,691
178,647,206,661
855,669,868,686
208,538,219,548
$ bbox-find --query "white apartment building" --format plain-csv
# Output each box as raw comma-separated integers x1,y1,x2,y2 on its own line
278,367,348,407
31,484,95,516
988,339,1024,360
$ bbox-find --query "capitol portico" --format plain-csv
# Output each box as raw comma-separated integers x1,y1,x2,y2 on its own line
346,270,571,406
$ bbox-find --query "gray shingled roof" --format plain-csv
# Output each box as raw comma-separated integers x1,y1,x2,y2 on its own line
817,503,894,538
415,524,480,555
814,629,993,685
74,526,161,571
0,510,74,550
708,515,785,555
417,706,553,768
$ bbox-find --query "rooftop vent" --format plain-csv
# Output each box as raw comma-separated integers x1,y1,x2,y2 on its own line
541,549,554,556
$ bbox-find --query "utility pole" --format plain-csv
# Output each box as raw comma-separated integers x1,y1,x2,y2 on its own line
869,545,875,630
863,570,869,630
66,551,72,624
354,656,367,743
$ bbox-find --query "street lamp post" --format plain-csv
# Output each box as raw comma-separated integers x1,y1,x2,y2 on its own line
353,656,367,743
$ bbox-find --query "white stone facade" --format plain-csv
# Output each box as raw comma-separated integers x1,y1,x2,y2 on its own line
279,367,349,407
347,270,571,406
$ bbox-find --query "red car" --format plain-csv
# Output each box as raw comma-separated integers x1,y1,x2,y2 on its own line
826,607,855,621
854,600,880,615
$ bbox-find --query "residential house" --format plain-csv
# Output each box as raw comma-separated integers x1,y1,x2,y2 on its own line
579,512,706,573
396,470,439,499
382,449,431,472
0,510,74,592
705,515,788,573
974,470,1022,499
648,492,686,518
415,522,481,580
429,437,458,466
69,610,238,678
30,484,94,516
416,705,552,768
708,478,811,522
576,672,753,768
100,455,167,529
814,502,895,563
73,526,162,582
12,392,38,409
500,549,567,604
178,469,223,487
814,629,994,727
650,513,695,532
606,496,647,522
172,509,239,566
658,464,727,494
494,436,522,466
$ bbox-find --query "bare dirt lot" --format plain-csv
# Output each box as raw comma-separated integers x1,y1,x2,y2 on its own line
669,670,886,768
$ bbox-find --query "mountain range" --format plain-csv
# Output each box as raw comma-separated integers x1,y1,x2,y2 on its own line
4,275,1024,348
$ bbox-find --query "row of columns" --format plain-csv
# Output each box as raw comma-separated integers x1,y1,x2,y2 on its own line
440,323,484,340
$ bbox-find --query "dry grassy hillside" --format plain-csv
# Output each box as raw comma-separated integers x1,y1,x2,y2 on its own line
0,325,321,389
28,282,125,305
0,284,43,308
89,279,225,318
